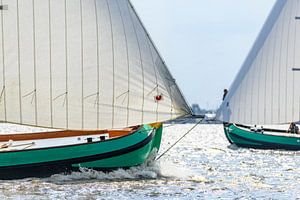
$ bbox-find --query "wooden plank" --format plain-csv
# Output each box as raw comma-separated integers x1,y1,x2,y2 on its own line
0,126,138,142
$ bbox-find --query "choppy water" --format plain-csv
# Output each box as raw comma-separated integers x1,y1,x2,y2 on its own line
1,124,300,199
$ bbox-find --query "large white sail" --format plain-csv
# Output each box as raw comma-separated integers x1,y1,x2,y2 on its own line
218,0,300,125
0,0,191,130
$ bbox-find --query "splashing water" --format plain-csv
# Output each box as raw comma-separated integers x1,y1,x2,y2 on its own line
49,150,161,182
0,124,300,199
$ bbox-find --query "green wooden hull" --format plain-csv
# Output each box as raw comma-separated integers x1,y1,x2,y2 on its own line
0,124,163,179
224,124,300,150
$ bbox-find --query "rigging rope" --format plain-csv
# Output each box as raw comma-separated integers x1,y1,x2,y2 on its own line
156,118,203,161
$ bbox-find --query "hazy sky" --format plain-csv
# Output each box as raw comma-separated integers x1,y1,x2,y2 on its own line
131,0,276,109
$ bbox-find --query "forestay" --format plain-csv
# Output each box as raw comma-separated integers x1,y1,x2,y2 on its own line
0,0,191,130
218,0,300,125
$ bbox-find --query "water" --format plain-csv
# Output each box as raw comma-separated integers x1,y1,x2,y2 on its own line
1,124,300,199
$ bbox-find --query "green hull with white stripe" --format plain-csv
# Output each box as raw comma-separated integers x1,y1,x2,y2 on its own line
0,124,162,179
224,124,300,150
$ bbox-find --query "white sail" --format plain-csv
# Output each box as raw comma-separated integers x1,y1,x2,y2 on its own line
0,0,191,130
218,0,300,125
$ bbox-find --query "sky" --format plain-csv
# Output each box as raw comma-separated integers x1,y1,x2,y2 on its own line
130,0,276,110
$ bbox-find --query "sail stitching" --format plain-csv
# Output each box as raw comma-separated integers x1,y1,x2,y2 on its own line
64,0,69,129
263,26,274,125
84,93,99,100
0,86,4,102
277,5,287,123
48,0,53,127
271,15,280,124
106,0,115,128
116,0,130,127
291,1,298,121
94,0,100,129
146,42,159,122
53,92,68,103
80,0,84,129
285,2,293,123
32,0,38,125
146,85,158,96
116,90,129,99
16,0,22,123
22,90,36,99
126,1,145,125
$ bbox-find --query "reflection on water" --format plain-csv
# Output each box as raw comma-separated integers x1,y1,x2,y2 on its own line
0,124,300,199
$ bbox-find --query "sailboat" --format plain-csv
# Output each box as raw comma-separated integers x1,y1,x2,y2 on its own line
0,0,191,179
218,0,300,150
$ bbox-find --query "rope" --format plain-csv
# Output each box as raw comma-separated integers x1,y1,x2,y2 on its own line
156,118,203,160
163,114,204,129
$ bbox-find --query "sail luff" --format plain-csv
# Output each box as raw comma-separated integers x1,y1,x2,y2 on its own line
222,0,287,106
218,0,286,123
218,0,300,125
127,0,192,117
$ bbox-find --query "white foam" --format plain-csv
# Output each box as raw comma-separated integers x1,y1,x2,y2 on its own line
48,150,161,182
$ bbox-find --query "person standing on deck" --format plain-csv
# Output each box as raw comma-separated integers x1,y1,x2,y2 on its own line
288,123,299,134
223,89,228,101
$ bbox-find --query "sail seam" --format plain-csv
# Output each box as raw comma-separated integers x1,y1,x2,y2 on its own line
263,30,271,125
80,0,84,129
127,1,145,125
245,72,251,123
146,35,159,122
16,0,22,123
250,57,258,124
285,2,293,123
106,0,115,128
278,6,287,123
271,17,279,124
48,0,53,127
258,49,264,124
294,0,299,121
32,0,38,126
116,0,130,127
94,0,100,129
64,0,69,129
